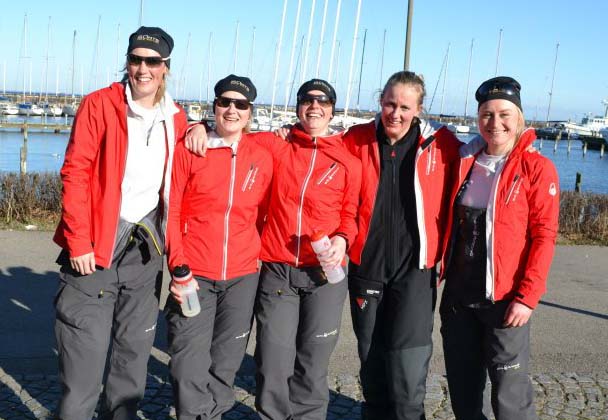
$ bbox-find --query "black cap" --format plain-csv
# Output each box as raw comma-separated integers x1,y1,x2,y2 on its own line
128,26,174,60
214,74,257,103
297,79,336,103
475,76,522,110
296,78,336,116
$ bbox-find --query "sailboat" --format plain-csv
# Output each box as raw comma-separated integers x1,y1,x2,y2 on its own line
62,30,79,117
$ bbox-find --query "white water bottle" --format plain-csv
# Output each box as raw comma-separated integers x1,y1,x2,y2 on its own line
172,265,201,317
310,231,345,284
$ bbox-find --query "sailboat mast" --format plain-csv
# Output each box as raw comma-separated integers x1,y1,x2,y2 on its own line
247,27,256,78
343,0,363,118
70,30,76,99
439,43,450,117
378,29,386,94
232,21,240,73
139,0,145,26
545,42,559,124
115,24,121,81
284,0,303,113
494,28,502,76
43,17,52,103
463,38,474,120
355,28,367,113
206,33,213,104
270,0,289,120
314,0,329,77
300,0,316,84
327,0,342,81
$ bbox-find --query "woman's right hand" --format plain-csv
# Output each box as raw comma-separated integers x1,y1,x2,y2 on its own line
70,252,96,275
185,123,209,157
169,278,200,304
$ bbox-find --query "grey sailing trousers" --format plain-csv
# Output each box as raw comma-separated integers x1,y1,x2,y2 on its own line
440,299,537,420
254,262,348,420
165,272,259,420
54,226,163,420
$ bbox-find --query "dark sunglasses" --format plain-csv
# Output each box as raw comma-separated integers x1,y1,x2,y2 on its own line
127,53,167,68
298,94,334,107
215,96,252,110
475,81,520,101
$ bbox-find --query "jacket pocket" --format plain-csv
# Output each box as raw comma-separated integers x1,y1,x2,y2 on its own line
348,275,384,299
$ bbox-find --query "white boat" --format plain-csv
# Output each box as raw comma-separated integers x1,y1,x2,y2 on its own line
1,103,19,115
186,103,203,121
40,103,63,116
447,123,471,134
562,100,608,138
62,103,78,117
18,103,44,116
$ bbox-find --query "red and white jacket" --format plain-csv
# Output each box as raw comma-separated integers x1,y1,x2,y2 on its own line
53,82,187,268
344,118,462,269
257,125,362,267
440,128,560,308
167,134,273,280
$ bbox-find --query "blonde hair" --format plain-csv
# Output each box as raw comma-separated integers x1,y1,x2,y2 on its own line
381,71,426,107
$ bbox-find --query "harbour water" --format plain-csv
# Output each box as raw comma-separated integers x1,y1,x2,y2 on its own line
0,116,606,194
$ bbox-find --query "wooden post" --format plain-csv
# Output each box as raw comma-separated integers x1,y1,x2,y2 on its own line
582,141,588,156
554,137,558,152
20,124,28,175
539,138,543,150
601,143,605,158
575,172,582,192
567,139,571,154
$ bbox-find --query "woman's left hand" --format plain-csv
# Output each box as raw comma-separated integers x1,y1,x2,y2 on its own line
503,300,533,328
316,236,347,270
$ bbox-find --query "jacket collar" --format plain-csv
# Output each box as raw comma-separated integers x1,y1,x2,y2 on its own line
290,123,345,148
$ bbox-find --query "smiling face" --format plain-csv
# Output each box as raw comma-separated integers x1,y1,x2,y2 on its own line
478,99,524,155
380,83,423,143
127,47,168,108
297,89,333,136
214,90,251,143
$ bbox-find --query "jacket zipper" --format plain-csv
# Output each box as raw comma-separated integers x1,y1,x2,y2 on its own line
413,147,428,269
295,139,318,266
242,164,255,192
223,151,238,280
504,174,520,204
317,162,337,185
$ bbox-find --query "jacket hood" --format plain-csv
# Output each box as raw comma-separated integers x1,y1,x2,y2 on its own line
460,127,536,158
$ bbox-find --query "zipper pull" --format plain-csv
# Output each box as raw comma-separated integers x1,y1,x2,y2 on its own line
504,174,520,204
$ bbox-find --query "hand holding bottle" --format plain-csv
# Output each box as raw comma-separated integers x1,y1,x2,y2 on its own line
170,265,201,317
310,232,346,284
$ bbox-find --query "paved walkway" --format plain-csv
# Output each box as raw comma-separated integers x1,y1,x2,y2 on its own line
1,231,607,419
2,369,607,419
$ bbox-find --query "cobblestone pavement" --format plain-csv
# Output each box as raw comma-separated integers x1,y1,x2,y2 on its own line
1,370,607,419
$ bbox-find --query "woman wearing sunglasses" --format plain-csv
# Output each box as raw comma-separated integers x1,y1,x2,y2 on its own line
251,78,361,420
184,78,361,419
165,74,273,420
53,26,188,419
439,77,559,420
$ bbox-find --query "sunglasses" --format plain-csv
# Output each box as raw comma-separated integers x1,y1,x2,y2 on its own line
215,96,251,110
298,94,334,107
475,81,520,101
127,53,167,68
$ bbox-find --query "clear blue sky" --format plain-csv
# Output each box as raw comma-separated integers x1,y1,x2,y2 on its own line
1,0,606,121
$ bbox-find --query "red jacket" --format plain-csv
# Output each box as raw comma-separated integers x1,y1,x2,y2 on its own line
257,125,362,267
53,82,188,268
344,118,462,269
167,135,273,280
440,129,559,308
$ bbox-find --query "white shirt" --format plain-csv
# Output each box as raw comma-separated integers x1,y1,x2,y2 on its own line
120,84,168,223
207,131,240,153
460,151,507,209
